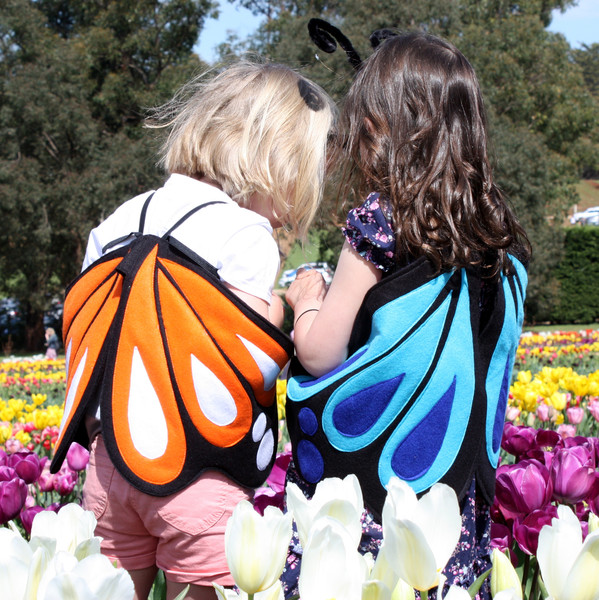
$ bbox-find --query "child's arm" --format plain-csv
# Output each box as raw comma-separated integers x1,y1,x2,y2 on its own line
225,284,283,327
286,240,381,377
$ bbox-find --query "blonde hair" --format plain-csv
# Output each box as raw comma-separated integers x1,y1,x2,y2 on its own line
149,60,336,240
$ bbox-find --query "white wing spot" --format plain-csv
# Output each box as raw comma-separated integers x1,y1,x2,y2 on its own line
128,347,168,459
236,335,281,391
252,413,267,442
191,354,237,426
256,428,275,471
59,344,86,435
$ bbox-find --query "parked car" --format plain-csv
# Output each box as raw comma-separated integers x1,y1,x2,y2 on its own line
570,206,599,225
277,262,335,288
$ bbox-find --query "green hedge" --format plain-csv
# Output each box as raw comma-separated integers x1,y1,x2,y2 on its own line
552,226,599,323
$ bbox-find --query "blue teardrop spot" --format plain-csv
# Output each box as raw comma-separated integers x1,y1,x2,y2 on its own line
298,407,318,436
391,377,456,480
296,439,324,483
333,373,405,437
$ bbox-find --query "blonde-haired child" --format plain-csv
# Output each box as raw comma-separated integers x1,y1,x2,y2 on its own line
74,61,335,600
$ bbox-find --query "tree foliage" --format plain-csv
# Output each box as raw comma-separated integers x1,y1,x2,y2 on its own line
232,0,599,323
0,0,216,349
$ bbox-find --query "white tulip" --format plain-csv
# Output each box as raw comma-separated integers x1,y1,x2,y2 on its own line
41,553,134,600
381,478,461,591
490,548,523,599
213,580,285,600
225,500,292,594
298,516,369,600
30,503,101,557
442,586,472,599
0,527,32,599
286,473,364,549
537,505,599,600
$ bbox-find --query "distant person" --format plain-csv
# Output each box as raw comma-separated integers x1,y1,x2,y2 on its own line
44,327,60,359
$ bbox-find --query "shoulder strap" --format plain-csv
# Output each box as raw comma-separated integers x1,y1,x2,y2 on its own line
101,193,225,254
162,200,225,239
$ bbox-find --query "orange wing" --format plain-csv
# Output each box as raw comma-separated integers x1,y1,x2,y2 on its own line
52,236,293,494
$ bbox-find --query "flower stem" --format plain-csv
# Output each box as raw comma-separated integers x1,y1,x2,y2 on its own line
421,590,428,600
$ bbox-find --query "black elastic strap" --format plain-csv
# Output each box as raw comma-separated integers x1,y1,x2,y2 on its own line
162,200,225,238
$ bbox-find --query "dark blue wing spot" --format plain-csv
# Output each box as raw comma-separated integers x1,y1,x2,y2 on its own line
391,377,456,480
332,374,405,437
492,357,512,454
298,407,319,436
296,440,324,483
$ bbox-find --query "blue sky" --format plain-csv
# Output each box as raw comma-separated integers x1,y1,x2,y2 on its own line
197,0,599,63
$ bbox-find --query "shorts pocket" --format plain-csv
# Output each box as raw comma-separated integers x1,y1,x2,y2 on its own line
82,436,115,521
156,471,250,536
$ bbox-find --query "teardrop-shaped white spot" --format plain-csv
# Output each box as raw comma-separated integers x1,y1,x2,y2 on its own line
252,412,267,442
256,428,274,471
237,335,281,391
128,347,168,459
59,344,86,435
191,354,237,426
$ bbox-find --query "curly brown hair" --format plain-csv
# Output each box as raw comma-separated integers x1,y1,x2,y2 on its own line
339,32,530,276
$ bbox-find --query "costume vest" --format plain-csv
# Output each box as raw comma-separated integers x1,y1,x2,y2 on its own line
51,194,293,495
286,255,527,519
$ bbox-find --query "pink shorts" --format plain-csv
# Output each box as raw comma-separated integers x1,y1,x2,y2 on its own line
83,435,253,586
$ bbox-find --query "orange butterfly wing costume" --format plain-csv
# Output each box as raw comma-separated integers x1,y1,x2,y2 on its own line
51,198,293,494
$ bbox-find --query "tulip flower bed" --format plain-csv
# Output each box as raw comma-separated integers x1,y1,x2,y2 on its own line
493,423,599,599
0,357,88,534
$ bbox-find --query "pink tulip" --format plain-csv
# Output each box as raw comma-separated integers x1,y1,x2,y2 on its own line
588,398,599,422
557,424,577,439
495,459,553,516
566,406,584,424
513,505,558,555
536,403,550,422
37,468,56,492
4,438,22,453
0,477,28,524
506,406,521,421
550,445,596,504
66,442,89,472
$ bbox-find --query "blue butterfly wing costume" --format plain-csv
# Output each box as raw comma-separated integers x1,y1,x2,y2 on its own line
286,255,527,519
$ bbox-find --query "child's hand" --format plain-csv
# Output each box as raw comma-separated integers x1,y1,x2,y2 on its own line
285,268,327,310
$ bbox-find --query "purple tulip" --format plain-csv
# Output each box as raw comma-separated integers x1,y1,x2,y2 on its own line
501,423,537,458
0,465,16,482
490,522,513,552
551,445,596,504
53,470,77,496
19,505,44,535
535,429,562,452
586,475,599,517
0,449,7,466
13,453,43,484
66,442,90,472
0,477,28,524
495,459,553,516
513,505,558,555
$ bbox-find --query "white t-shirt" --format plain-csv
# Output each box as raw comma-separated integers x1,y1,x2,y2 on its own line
83,174,279,303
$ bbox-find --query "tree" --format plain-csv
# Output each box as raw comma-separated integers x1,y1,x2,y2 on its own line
233,0,598,322
0,0,216,350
